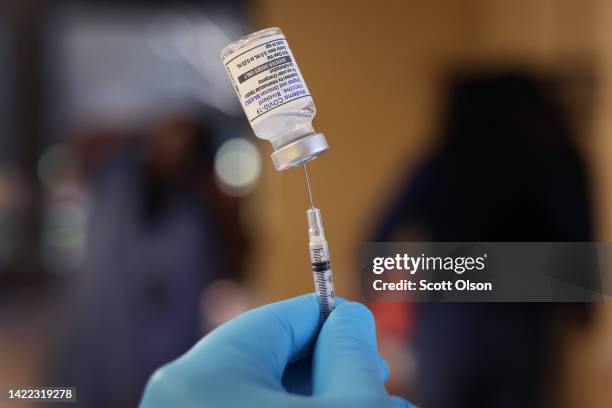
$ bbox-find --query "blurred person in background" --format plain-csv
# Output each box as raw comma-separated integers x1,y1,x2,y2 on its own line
375,70,595,408
58,114,249,407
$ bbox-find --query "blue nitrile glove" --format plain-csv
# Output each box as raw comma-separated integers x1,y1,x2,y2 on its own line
140,294,415,407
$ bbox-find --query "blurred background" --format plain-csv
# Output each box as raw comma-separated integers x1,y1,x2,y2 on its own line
0,0,612,407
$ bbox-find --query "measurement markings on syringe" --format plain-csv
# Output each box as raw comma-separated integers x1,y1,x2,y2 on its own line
314,270,330,286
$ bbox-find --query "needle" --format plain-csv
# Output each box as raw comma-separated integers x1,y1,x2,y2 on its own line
303,163,315,209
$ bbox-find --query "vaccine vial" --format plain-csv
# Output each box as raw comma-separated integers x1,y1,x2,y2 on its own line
221,27,328,170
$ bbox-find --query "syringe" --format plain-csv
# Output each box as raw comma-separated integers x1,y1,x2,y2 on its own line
303,164,336,322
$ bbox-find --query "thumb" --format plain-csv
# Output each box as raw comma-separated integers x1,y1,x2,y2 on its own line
312,301,387,396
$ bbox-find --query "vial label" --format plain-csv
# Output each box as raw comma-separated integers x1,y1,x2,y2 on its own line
223,34,311,125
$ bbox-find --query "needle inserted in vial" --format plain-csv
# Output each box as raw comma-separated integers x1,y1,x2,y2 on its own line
222,28,335,321
303,164,315,209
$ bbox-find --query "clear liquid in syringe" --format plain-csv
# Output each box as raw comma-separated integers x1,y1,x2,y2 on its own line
304,164,336,322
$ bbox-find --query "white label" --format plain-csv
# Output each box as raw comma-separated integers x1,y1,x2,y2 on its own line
223,34,311,125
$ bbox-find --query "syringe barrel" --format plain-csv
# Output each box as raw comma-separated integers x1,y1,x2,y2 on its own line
307,208,336,321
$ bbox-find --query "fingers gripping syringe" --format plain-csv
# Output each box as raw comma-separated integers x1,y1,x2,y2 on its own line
303,165,336,322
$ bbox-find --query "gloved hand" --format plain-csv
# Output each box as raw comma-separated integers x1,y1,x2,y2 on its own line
140,294,415,407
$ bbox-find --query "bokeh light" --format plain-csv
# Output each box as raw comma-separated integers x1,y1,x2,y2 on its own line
37,143,80,191
214,137,261,196
40,199,87,275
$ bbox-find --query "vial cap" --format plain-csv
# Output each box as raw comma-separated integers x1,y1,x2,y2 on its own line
270,133,329,170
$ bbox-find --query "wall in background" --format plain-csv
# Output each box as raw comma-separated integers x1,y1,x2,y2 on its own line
249,2,610,405
249,0,603,296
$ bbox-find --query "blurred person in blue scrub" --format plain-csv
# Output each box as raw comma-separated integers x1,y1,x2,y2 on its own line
375,70,596,408
60,115,248,407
